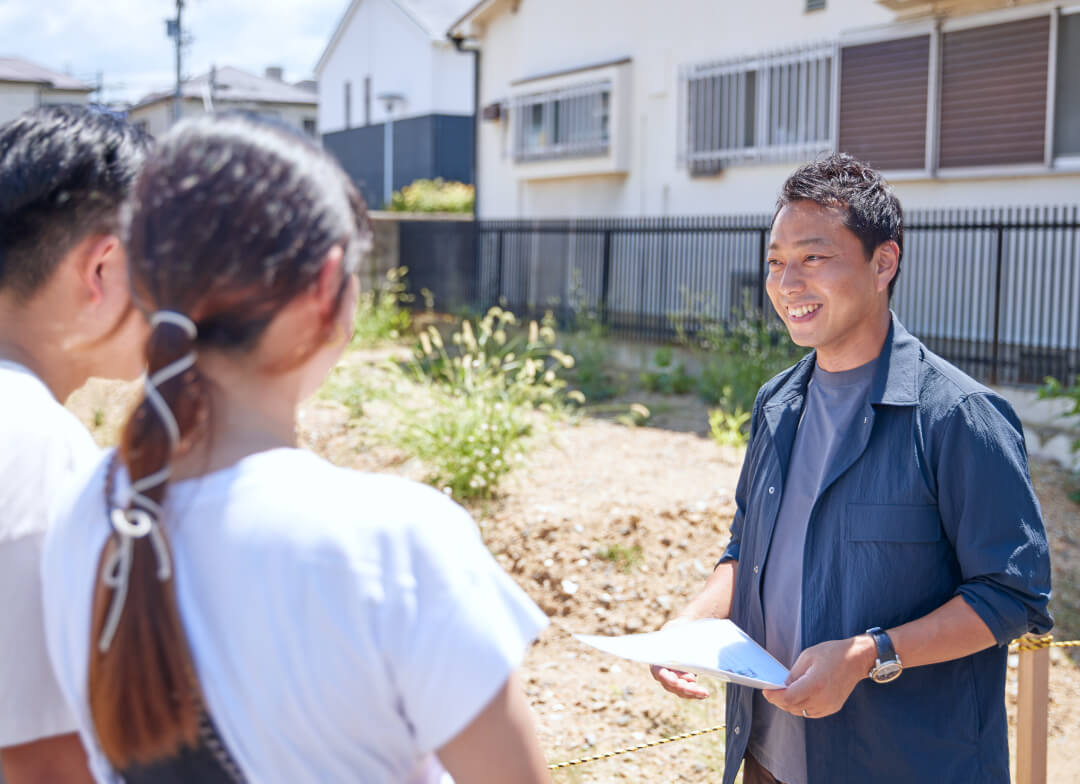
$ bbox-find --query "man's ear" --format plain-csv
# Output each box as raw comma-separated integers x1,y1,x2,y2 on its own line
873,240,900,295
313,245,346,315
75,234,122,304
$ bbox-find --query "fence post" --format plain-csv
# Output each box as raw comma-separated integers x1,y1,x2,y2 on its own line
1015,635,1050,784
600,229,612,327
991,224,1004,386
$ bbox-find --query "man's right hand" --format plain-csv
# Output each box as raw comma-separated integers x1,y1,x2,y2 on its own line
648,560,737,700
649,617,710,699
650,663,710,699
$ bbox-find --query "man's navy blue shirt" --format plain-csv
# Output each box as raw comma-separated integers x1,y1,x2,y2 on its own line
720,315,1052,784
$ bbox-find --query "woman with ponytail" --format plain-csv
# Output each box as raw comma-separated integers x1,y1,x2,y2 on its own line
39,115,552,784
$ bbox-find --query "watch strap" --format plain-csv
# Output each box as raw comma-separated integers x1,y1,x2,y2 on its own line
866,626,897,664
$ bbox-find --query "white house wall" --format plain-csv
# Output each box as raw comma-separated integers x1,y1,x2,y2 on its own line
474,0,1080,218
320,0,474,134
0,84,41,123
431,42,475,117
130,99,316,138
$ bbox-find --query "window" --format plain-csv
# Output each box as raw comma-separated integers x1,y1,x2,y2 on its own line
1054,11,1080,158
682,44,833,172
512,81,611,162
303,118,317,137
938,16,1049,168
806,0,825,10
837,35,930,171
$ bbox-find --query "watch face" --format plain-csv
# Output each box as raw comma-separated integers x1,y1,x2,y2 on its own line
871,660,902,683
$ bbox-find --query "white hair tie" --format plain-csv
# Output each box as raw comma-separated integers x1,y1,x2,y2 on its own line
150,310,197,338
97,309,197,653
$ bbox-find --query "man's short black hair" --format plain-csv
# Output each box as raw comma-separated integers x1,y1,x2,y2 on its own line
775,153,905,298
0,104,150,298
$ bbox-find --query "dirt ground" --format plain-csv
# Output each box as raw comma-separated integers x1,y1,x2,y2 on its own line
68,360,1080,783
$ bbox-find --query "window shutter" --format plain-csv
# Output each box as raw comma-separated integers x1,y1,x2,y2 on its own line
939,16,1050,168
838,35,930,171
1054,12,1080,157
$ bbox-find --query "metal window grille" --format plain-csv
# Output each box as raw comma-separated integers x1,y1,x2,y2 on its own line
512,81,612,162
681,43,834,171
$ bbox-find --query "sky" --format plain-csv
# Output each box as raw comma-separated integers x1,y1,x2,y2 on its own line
0,0,347,103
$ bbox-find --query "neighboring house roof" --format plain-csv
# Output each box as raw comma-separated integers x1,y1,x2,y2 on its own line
0,56,93,91
317,0,476,74
448,0,510,38
132,66,317,110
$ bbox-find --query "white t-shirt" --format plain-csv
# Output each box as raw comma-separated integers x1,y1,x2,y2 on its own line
0,361,100,747
41,448,548,784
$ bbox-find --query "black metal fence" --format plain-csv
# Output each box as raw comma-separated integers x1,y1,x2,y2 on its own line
401,205,1080,385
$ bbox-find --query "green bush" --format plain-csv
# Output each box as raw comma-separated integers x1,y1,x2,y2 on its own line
565,314,622,402
709,406,752,448
685,314,803,412
640,348,696,395
389,178,475,214
388,306,580,499
352,267,413,345
392,390,531,499
1039,377,1080,503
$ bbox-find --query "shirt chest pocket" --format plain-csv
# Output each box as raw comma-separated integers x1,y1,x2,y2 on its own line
846,503,942,543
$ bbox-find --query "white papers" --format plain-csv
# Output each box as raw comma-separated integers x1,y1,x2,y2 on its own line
573,618,790,689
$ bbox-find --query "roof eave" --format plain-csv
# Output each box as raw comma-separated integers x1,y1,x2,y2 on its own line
448,0,501,39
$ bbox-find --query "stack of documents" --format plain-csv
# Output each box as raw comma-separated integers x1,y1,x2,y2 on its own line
574,618,789,689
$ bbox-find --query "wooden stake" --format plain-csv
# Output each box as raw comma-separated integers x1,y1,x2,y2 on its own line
1016,636,1050,784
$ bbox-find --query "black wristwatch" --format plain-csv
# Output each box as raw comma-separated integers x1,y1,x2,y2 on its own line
865,627,903,684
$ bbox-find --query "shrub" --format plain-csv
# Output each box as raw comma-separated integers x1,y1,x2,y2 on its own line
641,347,696,396
389,178,474,214
1039,376,1080,503
388,306,581,499
352,266,413,345
709,406,752,448
392,390,530,499
684,314,803,412
565,313,622,402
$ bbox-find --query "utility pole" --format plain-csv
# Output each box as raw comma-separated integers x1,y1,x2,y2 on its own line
166,0,185,124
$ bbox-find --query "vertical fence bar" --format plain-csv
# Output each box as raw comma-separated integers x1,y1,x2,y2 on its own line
1016,636,1050,784
600,228,612,327
991,223,1005,386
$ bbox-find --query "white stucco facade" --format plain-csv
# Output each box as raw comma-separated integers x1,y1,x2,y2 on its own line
456,0,1080,218
0,84,90,124
128,98,318,139
317,0,475,134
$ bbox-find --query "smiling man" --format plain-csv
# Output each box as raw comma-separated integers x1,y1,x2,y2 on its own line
652,154,1052,784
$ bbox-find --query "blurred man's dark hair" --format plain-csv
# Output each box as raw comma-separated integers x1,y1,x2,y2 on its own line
0,104,150,299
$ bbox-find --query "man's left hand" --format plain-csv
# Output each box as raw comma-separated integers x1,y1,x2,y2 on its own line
762,634,877,719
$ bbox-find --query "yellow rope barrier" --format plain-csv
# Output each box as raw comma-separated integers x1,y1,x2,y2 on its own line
546,636,1080,771
1010,635,1080,652
547,724,725,770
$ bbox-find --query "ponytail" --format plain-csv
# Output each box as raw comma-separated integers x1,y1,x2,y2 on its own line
88,311,208,767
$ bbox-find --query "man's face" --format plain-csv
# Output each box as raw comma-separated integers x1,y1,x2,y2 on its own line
766,200,892,369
